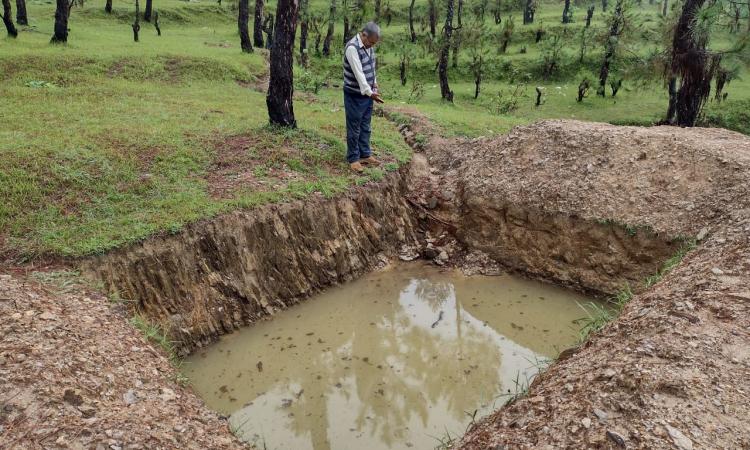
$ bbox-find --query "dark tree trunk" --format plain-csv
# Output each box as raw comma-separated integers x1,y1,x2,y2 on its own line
597,0,624,96
562,0,570,23
239,0,253,52
661,0,667,16
253,0,264,47
154,10,161,35
105,0,111,12
472,55,482,99
535,28,543,42
664,76,677,123
577,78,590,101
669,0,711,126
262,12,274,49
428,0,437,37
451,0,463,68
535,86,542,106
51,0,70,43
322,0,335,55
602,0,607,11
523,0,534,24
266,0,299,127
438,0,454,102
2,0,17,37
585,5,594,27
492,0,501,24
714,67,729,101
610,78,622,97
343,12,350,45
15,0,27,26
299,0,309,66
143,0,151,21
400,55,407,85
132,0,140,41
408,0,416,42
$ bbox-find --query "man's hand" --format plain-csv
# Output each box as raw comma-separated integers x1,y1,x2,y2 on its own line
371,92,384,104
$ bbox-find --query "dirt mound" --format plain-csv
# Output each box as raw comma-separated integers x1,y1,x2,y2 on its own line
424,121,750,449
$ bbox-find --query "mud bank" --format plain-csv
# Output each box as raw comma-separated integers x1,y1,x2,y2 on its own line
83,171,419,355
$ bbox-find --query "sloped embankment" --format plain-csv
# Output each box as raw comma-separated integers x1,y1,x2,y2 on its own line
411,120,750,449
83,171,419,355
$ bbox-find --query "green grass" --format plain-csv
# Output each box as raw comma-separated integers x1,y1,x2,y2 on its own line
1,0,747,257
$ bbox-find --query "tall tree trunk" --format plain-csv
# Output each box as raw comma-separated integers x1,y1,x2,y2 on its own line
585,5,593,27
322,0,335,55
661,0,668,15
562,0,570,23
262,12,274,48
266,0,299,127
143,0,151,21
239,0,253,52
15,0,27,25
132,0,140,41
602,0,607,11
50,0,70,43
253,0,264,47
408,0,416,42
492,0,501,23
669,0,711,126
597,0,624,96
523,0,534,24
451,0,463,68
105,0,112,13
664,76,677,122
299,0,309,66
2,0,18,37
154,9,160,35
438,0,454,102
428,0,437,37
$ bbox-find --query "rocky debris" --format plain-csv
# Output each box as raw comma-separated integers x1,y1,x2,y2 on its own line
665,424,693,450
0,270,243,449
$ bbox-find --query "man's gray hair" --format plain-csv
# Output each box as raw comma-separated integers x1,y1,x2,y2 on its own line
362,21,381,38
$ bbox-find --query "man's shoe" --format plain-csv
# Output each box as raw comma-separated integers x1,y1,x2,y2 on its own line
350,161,364,172
360,156,380,165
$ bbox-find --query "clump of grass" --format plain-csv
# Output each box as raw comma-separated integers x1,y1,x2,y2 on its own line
644,237,697,288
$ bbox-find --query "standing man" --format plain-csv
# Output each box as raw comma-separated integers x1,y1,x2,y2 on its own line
343,22,384,172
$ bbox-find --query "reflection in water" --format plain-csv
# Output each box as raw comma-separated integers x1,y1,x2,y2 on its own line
184,263,591,450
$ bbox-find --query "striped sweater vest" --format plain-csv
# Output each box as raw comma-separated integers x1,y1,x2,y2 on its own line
343,36,376,95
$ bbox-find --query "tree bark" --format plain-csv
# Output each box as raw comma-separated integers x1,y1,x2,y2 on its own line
438,0,455,102
299,0,309,66
266,0,299,127
585,5,593,27
15,0,26,25
408,0,416,42
2,0,18,37
50,0,70,43
562,0,570,23
132,0,140,41
322,0,335,55
154,9,161,35
105,0,111,13
253,0,264,47
239,0,253,52
452,0,463,68
143,0,151,21
262,12,274,49
597,0,624,96
428,0,437,38
523,0,534,24
661,0,667,16
669,0,711,126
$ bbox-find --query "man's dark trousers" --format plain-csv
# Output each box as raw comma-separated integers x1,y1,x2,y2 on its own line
344,91,373,163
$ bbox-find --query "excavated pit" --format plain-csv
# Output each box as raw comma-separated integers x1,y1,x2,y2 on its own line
80,117,750,449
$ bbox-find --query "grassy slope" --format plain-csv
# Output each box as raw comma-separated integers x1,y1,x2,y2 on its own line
0,0,410,257
1,0,747,257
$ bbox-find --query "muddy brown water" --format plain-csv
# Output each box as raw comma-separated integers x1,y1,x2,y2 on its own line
185,263,594,450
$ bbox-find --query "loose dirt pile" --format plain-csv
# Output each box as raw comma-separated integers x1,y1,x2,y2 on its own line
401,116,750,449
0,269,243,449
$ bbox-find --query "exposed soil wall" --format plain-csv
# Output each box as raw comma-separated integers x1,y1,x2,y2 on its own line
83,171,419,355
457,200,679,296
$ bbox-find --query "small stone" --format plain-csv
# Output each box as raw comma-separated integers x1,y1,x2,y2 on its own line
581,417,592,429
665,425,693,450
39,311,57,321
15,353,26,362
711,267,724,275
63,389,84,406
437,251,449,261
78,406,97,418
593,408,608,421
159,387,176,402
281,398,293,408
123,389,137,405
696,227,709,241
603,368,616,378
426,196,439,210
606,430,626,447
